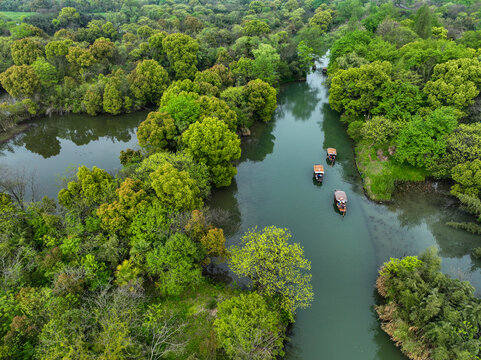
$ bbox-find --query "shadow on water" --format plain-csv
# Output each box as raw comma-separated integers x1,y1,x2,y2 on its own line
1,112,146,159
237,120,275,163
208,179,241,238
0,111,148,198
277,80,320,122
370,289,406,359
320,102,362,191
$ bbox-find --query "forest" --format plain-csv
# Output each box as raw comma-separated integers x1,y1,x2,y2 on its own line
0,0,319,358
1,0,481,358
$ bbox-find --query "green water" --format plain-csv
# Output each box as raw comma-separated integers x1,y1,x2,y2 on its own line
210,64,481,359
1,62,480,359
0,111,147,198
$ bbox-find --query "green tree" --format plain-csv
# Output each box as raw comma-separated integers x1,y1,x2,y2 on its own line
297,41,314,76
159,79,201,107
308,8,334,33
136,111,177,152
148,32,167,62
149,162,203,211
45,39,72,74
53,7,80,28
83,84,104,116
424,58,481,110
398,39,474,83
162,33,199,80
31,57,58,89
182,117,241,187
128,200,168,256
103,81,123,115
395,107,458,168
360,116,400,147
197,95,237,131
457,30,481,49
146,233,204,296
231,57,255,86
58,166,114,212
229,226,314,317
0,65,41,97
252,44,280,85
244,79,277,122
136,151,211,199
10,38,43,65
97,178,150,235
374,81,424,121
413,4,434,39
330,30,372,67
128,59,169,106
89,37,116,65
214,293,285,360
66,46,95,78
329,61,392,116
433,123,481,177
161,94,200,132
242,20,270,36
451,159,481,197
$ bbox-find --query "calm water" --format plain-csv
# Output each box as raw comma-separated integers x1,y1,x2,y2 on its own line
0,111,147,198
210,60,481,359
1,62,480,359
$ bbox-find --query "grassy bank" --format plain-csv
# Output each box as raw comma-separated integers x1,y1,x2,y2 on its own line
0,11,35,21
355,141,427,201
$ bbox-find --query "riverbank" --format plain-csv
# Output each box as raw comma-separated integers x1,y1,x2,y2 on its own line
0,122,30,144
375,252,481,360
355,141,427,201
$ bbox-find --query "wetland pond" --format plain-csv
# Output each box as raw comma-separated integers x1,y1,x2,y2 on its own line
1,60,480,359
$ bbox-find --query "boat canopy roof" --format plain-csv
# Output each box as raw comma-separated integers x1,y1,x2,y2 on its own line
335,190,347,202
327,148,337,155
313,164,324,173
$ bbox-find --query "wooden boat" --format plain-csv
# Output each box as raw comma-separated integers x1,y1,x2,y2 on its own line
313,164,324,183
327,148,337,164
322,67,327,75
334,190,347,214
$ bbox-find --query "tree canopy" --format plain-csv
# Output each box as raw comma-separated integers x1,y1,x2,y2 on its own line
230,226,314,317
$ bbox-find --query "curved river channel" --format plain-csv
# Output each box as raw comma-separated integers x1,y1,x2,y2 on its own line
1,57,481,359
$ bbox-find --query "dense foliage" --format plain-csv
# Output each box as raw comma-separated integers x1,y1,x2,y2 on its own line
325,2,481,202
376,249,481,360
0,1,322,358
0,0,323,133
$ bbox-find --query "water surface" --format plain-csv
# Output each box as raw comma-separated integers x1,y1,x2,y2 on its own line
0,111,147,198
1,63,480,360
210,62,481,359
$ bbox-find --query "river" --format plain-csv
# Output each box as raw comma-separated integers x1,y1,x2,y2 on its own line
1,61,480,359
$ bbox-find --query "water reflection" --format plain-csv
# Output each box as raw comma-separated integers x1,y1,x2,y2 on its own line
16,122,61,158
320,102,361,188
208,179,241,237
238,120,275,163
278,81,320,121
370,290,406,359
0,112,146,159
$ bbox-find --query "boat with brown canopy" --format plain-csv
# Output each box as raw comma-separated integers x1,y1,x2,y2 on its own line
327,148,337,164
313,164,324,183
334,190,347,214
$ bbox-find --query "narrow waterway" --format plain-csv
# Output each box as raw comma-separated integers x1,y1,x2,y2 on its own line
1,59,480,359
210,59,481,359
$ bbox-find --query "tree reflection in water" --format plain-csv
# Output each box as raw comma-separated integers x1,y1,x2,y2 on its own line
6,111,147,158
